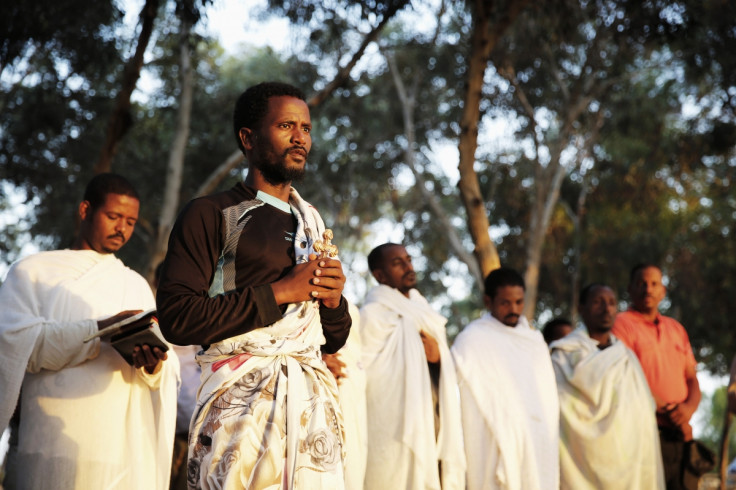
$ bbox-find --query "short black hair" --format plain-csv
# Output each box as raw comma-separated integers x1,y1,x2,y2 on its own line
367,242,402,272
543,317,572,344
628,263,661,286
232,81,307,154
83,173,140,210
579,282,609,306
484,267,525,299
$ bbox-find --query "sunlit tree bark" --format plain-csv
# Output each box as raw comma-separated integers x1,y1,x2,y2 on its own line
94,0,160,174
147,5,195,285
457,0,531,280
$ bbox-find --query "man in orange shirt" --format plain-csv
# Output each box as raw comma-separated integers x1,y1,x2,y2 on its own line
612,264,701,490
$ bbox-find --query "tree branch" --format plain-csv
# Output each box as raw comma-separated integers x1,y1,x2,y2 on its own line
94,0,160,174
307,0,410,108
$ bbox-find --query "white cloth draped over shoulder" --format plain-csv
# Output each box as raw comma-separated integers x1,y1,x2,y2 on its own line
335,302,367,490
550,330,664,489
0,249,179,490
188,187,346,490
451,312,559,490
360,285,466,490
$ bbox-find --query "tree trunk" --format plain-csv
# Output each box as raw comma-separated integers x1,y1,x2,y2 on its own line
385,50,484,291
94,0,160,174
147,12,194,286
522,155,567,319
457,0,531,279
564,178,589,326
194,149,243,198
499,50,604,320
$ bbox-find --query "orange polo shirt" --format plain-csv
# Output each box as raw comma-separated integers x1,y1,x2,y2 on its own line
612,309,696,406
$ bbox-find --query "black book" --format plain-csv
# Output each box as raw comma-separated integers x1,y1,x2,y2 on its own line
85,309,169,366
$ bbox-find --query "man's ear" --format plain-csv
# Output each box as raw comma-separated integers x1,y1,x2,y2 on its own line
482,294,492,311
372,269,385,285
78,200,91,222
239,128,255,151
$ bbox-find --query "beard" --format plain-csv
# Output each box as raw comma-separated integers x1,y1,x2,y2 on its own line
502,314,519,327
101,235,126,253
252,146,307,185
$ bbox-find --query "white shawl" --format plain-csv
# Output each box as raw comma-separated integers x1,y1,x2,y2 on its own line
0,249,179,490
451,312,559,490
335,302,367,490
550,330,664,489
360,285,466,490
188,187,346,490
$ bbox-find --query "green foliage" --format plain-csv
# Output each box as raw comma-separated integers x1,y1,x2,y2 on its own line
0,0,124,74
262,0,411,24
0,0,131,263
698,385,735,463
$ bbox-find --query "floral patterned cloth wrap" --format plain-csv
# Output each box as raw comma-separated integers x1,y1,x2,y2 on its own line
187,188,345,490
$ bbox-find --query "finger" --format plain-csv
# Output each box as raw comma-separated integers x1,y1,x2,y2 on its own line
311,280,346,294
134,348,153,369
153,347,168,361
312,277,341,288
315,258,342,269
317,291,343,303
144,345,162,367
132,346,144,368
314,268,344,279
318,260,344,275
139,345,156,365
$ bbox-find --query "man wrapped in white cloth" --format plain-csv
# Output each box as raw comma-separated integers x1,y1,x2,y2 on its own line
452,267,559,490
360,243,465,490
0,173,179,490
156,82,352,489
550,283,664,489
322,302,368,490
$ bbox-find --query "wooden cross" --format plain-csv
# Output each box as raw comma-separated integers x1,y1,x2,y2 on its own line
314,229,338,259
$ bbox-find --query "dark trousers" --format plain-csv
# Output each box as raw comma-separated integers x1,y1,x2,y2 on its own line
659,427,699,490
170,433,190,490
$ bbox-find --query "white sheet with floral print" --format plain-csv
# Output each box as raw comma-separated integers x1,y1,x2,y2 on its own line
187,302,345,490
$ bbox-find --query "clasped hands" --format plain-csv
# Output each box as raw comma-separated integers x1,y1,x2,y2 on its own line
322,352,347,385
658,401,696,440
272,253,346,309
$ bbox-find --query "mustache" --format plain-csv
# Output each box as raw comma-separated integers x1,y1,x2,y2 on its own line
284,146,308,157
108,233,126,242
504,314,519,322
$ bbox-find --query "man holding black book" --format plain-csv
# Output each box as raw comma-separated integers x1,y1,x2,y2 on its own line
0,173,179,489
156,82,351,489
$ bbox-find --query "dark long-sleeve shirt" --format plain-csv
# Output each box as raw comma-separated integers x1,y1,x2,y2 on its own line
156,182,350,352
